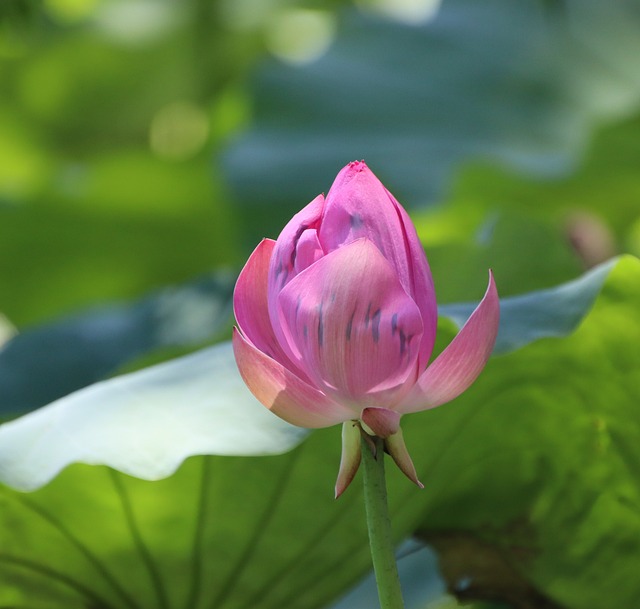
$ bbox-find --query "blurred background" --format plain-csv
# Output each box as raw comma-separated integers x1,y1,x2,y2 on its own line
1,0,640,607
2,0,639,330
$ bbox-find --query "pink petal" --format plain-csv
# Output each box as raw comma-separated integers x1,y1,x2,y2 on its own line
277,238,424,407
391,194,438,371
268,194,325,368
233,238,302,378
294,229,324,273
335,421,362,498
232,328,354,428
398,271,499,414
361,407,401,438
319,161,437,368
234,240,277,354
385,428,423,488
268,193,324,301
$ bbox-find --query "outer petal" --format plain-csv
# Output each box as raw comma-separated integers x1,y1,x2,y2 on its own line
318,161,437,366
277,239,424,407
234,240,283,360
232,328,353,428
384,427,423,488
398,271,499,413
234,238,309,383
335,421,362,498
391,193,438,370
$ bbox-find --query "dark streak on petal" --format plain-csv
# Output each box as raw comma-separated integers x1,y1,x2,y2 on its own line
350,213,363,229
364,303,372,329
391,313,398,336
405,334,415,358
346,310,356,341
371,309,381,343
289,223,309,269
399,329,407,357
317,302,324,347
280,264,289,289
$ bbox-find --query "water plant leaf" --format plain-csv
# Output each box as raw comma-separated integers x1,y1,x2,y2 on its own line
0,256,638,609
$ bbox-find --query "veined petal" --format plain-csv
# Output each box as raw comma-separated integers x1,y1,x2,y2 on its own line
319,161,436,368
361,407,401,438
335,421,362,498
232,328,354,428
277,238,423,406
398,271,499,414
268,194,325,366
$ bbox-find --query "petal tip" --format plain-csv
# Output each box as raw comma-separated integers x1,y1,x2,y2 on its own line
384,427,422,488
335,421,362,498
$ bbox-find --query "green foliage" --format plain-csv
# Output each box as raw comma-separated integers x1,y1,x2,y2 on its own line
0,433,413,609
0,273,233,417
2,0,640,607
416,256,640,609
1,257,638,609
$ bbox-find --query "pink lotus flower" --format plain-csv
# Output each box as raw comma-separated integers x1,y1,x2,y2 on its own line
233,161,499,496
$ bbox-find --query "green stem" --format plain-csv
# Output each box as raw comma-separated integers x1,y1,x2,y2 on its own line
361,434,405,609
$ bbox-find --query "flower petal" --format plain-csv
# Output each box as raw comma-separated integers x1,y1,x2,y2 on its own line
391,193,438,370
268,193,325,302
335,421,362,498
361,407,401,438
234,240,279,356
384,427,423,488
234,238,308,384
398,271,499,413
319,162,399,254
319,161,437,368
232,328,353,428
294,229,324,274
277,238,423,407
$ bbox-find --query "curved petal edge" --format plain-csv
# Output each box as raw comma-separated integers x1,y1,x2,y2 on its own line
233,328,355,428
399,271,499,413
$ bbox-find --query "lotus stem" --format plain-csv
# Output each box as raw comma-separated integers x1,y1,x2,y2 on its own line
361,433,405,609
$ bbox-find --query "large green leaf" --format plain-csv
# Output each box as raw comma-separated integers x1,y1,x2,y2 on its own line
413,255,640,608
1,256,638,609
441,257,615,355
0,342,307,492
0,430,438,609
0,273,233,418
